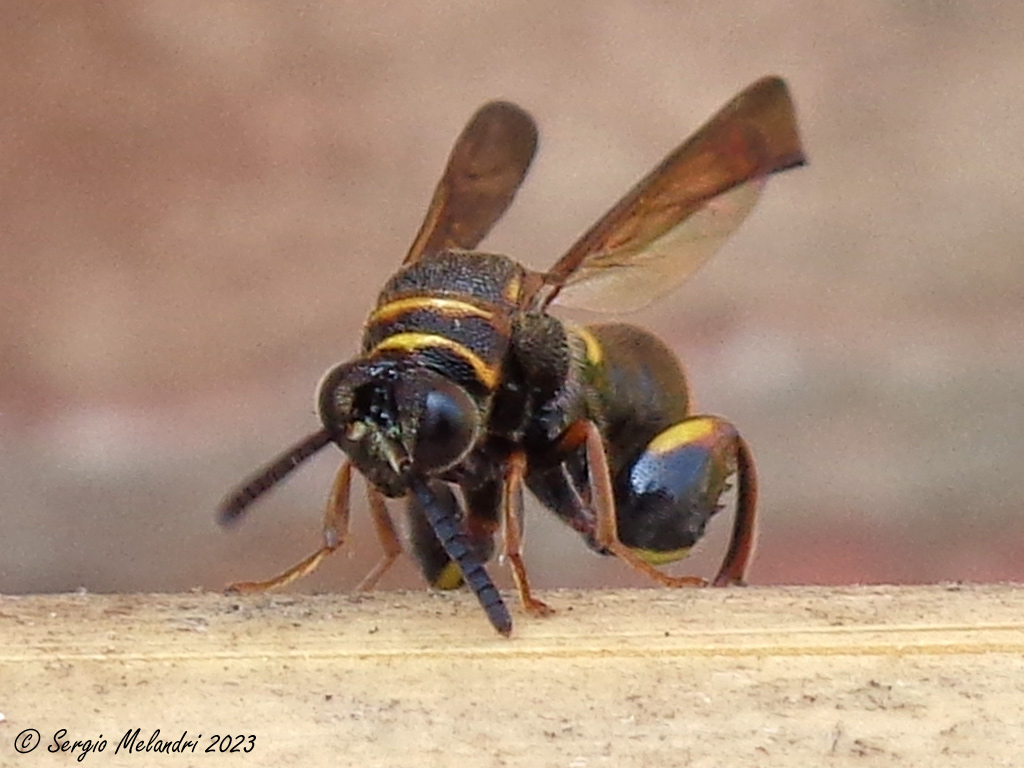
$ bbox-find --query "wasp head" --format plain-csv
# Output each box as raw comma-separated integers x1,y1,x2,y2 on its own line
317,359,481,497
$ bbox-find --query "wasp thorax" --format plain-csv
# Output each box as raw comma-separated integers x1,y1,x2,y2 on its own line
316,360,480,492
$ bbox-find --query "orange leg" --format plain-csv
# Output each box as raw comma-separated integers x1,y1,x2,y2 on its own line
502,451,554,616
354,485,405,591
584,421,708,588
711,435,758,586
226,461,353,593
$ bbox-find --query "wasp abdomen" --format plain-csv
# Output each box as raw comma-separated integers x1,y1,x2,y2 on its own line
575,323,692,475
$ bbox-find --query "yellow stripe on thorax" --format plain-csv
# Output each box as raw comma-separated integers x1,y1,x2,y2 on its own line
503,271,523,304
370,332,499,390
574,326,604,367
368,296,495,325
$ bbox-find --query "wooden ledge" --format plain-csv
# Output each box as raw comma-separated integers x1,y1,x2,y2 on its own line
2,585,1023,766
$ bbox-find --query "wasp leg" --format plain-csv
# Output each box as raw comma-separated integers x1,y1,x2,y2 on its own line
226,460,353,593
353,484,405,591
502,452,554,617
709,434,757,586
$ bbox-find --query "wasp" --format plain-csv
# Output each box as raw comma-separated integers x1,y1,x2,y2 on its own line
218,76,805,635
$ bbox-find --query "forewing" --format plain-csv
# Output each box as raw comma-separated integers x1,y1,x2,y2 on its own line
404,101,539,264
542,76,805,312
550,179,765,312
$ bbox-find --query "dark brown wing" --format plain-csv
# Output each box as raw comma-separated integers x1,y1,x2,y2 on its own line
404,101,539,264
538,76,806,312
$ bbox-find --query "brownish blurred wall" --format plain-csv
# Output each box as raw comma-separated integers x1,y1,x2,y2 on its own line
2,1,1023,594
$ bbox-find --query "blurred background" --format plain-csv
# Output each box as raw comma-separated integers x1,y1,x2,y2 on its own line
2,1,1022,596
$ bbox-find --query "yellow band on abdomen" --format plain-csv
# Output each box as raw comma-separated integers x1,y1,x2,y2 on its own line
432,561,464,590
632,546,692,565
647,418,718,456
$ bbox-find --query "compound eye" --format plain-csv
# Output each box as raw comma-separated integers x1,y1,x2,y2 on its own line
411,379,478,473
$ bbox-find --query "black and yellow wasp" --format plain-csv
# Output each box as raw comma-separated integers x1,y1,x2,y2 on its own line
218,76,806,635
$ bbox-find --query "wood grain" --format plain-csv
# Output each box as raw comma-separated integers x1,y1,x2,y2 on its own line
2,585,1023,766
